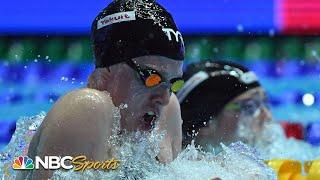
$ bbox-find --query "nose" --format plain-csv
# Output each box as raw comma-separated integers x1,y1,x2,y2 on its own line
151,83,171,106
252,106,272,131
259,106,272,122
254,106,272,129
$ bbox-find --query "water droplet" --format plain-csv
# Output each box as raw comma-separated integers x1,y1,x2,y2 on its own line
237,24,244,32
28,123,38,131
119,103,128,109
60,76,69,82
0,153,9,161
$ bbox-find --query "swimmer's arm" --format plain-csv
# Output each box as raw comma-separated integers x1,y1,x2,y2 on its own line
166,94,183,159
30,89,113,179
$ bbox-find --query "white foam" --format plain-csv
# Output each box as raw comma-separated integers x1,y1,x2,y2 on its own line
0,111,277,180
254,122,320,161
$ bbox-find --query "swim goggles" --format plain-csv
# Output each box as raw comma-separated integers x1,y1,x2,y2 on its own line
126,59,185,93
225,95,270,116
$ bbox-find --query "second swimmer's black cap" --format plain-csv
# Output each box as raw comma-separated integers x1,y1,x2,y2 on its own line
178,61,261,138
91,0,185,68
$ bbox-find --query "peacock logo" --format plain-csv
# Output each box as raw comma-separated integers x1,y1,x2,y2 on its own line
12,156,34,170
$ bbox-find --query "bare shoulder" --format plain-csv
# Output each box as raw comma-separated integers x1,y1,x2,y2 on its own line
33,88,115,158
52,88,114,114
43,88,115,133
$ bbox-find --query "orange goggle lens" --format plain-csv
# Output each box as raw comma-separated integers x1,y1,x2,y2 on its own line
145,74,162,87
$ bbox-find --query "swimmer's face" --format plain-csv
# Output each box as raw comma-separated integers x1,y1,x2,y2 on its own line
217,87,272,144
196,87,272,148
114,56,183,132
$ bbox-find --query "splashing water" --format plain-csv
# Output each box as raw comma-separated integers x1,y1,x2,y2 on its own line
52,128,166,180
159,141,276,180
0,110,277,179
253,122,320,162
51,141,276,180
0,92,276,180
234,108,320,162
0,112,45,179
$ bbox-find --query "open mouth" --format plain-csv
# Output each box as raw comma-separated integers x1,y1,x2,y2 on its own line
141,111,158,131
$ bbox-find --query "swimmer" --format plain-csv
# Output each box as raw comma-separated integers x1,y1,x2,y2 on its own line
178,61,272,151
19,0,185,179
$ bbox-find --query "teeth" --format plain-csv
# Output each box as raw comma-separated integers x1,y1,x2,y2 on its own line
147,111,155,116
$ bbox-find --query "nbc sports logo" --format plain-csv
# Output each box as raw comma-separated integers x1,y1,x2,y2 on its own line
12,156,34,170
11,155,120,171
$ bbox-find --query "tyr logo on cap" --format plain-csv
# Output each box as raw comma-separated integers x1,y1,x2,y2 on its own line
97,11,136,29
162,28,184,47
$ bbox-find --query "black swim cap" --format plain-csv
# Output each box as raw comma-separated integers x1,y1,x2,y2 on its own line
178,61,260,138
91,0,185,68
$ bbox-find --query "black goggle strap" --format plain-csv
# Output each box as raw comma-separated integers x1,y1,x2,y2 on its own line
127,60,149,82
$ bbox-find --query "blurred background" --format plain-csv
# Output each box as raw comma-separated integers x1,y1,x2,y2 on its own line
1,0,320,149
